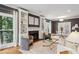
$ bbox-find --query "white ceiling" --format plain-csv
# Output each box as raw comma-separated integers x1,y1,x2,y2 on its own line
15,4,79,20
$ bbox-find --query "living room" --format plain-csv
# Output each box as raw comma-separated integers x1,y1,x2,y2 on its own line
0,4,79,54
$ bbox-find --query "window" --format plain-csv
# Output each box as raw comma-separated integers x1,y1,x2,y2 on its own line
0,16,13,44
28,13,40,27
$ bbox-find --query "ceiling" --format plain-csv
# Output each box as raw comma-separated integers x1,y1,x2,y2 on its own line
14,4,79,20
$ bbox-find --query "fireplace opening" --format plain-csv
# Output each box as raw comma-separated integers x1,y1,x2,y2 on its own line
28,31,39,42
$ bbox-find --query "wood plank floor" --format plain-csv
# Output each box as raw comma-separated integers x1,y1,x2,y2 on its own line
0,40,69,54
0,46,22,54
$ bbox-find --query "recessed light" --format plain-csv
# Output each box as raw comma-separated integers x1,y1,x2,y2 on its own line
67,9,71,13
57,16,67,18
59,19,64,21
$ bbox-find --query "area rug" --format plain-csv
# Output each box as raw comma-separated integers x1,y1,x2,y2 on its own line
19,41,57,54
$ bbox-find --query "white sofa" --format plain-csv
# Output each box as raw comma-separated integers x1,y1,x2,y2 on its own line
57,32,79,54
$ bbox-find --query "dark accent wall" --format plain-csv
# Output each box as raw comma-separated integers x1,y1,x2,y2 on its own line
51,21,58,33
51,18,79,33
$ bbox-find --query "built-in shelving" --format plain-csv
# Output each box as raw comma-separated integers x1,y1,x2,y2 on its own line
19,9,28,46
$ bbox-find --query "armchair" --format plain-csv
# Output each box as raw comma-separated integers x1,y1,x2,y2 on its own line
43,32,51,40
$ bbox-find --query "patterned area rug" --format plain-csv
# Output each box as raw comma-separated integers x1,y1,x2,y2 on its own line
20,40,57,54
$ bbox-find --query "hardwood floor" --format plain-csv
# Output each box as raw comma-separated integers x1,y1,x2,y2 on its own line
0,40,69,54
0,46,22,54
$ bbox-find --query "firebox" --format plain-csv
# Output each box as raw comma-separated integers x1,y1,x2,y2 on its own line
28,31,39,42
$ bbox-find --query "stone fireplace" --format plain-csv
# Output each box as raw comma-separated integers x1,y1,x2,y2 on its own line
28,31,39,42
